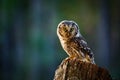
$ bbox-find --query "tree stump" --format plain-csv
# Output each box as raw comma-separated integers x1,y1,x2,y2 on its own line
54,57,112,80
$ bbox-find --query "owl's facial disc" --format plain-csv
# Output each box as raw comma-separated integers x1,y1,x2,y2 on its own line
57,20,78,38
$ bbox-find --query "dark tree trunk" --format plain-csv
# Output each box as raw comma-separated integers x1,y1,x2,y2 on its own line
54,57,112,80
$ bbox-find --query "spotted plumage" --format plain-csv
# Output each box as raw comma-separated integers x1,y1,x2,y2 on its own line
57,20,95,64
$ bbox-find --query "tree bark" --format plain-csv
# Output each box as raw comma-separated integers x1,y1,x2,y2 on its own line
54,57,112,80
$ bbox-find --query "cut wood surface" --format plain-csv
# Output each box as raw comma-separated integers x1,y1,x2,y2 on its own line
54,57,112,80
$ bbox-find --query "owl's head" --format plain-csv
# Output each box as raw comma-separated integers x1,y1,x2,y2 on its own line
57,20,80,39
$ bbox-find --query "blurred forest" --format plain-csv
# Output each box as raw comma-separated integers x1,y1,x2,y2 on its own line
0,0,120,80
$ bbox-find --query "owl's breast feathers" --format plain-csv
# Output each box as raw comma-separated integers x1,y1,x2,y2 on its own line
67,37,94,59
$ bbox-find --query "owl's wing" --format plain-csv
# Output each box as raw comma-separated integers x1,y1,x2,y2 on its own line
75,37,94,58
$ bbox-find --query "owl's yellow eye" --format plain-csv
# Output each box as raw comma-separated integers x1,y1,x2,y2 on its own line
64,28,67,32
62,26,68,32
70,28,74,32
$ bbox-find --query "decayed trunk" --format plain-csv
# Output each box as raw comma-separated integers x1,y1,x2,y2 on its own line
54,57,112,80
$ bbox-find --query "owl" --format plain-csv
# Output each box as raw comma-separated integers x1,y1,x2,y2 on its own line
57,20,95,64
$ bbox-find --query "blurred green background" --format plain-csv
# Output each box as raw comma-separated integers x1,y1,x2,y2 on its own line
0,0,120,80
